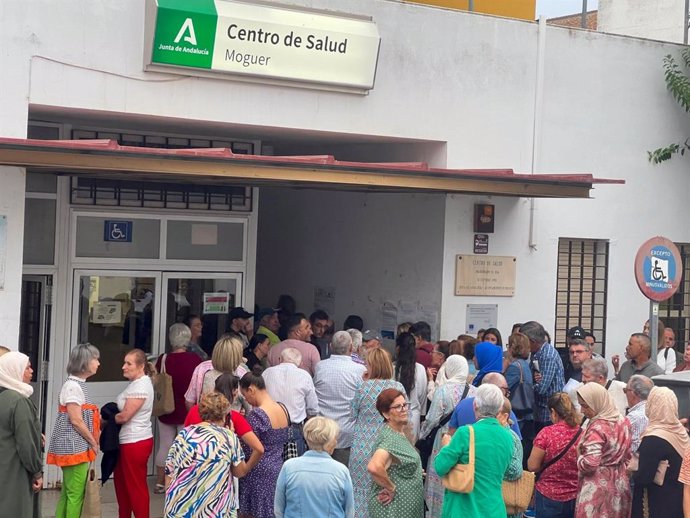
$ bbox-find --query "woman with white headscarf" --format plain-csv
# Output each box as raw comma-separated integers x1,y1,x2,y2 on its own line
575,382,632,518
418,355,476,518
632,387,688,518
0,352,43,518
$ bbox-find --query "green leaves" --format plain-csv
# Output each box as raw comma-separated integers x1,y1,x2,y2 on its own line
648,48,690,164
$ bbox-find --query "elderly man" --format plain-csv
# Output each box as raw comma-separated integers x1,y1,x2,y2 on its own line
313,331,366,465
255,307,281,345
263,347,319,455
657,327,677,374
581,358,628,415
613,333,664,383
625,375,653,452
267,313,321,376
522,321,564,432
564,338,592,383
447,372,522,438
347,328,366,365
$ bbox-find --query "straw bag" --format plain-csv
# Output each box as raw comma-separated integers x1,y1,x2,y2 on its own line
503,470,536,514
441,425,475,493
152,354,174,417
80,463,101,518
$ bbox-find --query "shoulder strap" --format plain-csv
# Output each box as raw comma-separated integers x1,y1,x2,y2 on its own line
277,402,292,426
539,427,582,477
461,383,471,401
467,425,475,467
664,348,669,360
605,379,612,390
161,354,167,374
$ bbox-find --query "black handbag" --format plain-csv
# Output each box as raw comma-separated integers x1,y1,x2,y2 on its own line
415,384,470,470
510,361,535,418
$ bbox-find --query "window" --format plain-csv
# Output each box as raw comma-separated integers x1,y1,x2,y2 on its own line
659,243,690,346
554,238,609,354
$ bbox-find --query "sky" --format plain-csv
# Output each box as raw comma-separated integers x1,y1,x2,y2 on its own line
535,0,599,18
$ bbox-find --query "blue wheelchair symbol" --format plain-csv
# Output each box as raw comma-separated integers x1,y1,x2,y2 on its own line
104,220,133,242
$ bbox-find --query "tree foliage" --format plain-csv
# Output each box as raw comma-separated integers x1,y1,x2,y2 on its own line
648,47,690,164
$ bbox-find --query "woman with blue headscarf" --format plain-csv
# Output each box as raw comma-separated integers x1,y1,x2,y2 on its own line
472,341,504,386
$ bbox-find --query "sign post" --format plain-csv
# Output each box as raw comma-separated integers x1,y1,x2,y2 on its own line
634,236,683,359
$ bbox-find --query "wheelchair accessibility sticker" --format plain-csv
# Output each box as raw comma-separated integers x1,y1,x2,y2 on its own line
635,237,682,302
104,220,133,242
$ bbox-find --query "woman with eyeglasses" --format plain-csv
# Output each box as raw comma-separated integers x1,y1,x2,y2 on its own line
367,388,424,518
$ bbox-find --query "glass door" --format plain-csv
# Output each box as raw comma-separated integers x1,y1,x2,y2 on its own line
72,271,162,400
160,273,243,355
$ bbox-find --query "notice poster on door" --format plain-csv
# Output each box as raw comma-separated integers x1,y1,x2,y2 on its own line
91,300,122,324
0,215,6,290
203,292,232,314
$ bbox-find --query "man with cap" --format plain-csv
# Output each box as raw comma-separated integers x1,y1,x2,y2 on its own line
255,307,281,346
229,306,253,348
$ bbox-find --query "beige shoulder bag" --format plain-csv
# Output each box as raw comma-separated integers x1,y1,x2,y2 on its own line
442,425,475,493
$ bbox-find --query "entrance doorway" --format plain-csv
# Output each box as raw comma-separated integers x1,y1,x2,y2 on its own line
71,270,242,408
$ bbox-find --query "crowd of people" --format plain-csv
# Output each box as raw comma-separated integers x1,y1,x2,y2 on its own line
3,301,690,518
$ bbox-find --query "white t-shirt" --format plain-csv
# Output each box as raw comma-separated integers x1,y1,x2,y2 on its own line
657,348,677,375
117,375,154,444
59,376,86,405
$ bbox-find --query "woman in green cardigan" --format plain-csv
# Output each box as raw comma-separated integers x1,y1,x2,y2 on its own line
0,351,43,518
435,384,515,518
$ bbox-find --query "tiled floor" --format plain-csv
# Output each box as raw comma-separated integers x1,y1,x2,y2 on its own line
40,477,165,518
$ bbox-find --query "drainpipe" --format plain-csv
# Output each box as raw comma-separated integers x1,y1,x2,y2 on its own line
684,0,689,44
529,16,546,251
581,0,588,29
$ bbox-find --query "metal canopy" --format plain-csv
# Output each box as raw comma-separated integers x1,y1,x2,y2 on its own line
0,138,623,197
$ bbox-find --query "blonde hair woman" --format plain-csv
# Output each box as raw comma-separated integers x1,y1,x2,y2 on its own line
349,348,405,518
184,333,249,409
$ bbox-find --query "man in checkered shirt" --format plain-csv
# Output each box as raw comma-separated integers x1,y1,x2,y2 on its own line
522,321,565,433
313,330,366,466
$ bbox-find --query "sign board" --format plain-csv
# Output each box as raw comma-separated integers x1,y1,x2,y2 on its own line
145,0,381,92
104,220,133,242
203,292,232,314
91,301,123,324
474,234,489,254
455,255,516,297
634,236,683,302
466,304,498,334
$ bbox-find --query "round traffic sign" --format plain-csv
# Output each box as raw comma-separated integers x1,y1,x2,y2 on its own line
634,236,683,302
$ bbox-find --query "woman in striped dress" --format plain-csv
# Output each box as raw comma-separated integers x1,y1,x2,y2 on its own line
46,344,101,518
350,348,405,518
165,392,250,518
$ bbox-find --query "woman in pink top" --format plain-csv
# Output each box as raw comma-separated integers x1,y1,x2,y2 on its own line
528,392,583,518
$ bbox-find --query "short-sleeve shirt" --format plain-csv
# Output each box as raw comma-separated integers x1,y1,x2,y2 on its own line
155,352,202,425
184,404,253,437
533,421,580,501
449,396,522,439
59,376,86,405
117,375,154,444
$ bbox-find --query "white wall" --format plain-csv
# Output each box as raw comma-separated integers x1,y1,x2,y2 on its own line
599,0,687,43
255,188,445,339
1,0,690,360
0,167,26,349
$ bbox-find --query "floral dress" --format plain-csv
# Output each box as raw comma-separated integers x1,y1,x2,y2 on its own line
165,423,244,518
239,407,289,518
575,418,632,518
350,379,405,518
418,382,475,518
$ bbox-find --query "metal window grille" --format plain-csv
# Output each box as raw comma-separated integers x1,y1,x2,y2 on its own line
554,238,609,354
659,243,690,347
69,129,253,211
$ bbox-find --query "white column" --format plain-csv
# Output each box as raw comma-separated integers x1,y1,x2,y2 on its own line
0,166,26,350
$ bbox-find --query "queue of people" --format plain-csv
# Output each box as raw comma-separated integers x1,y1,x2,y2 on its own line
7,309,690,518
